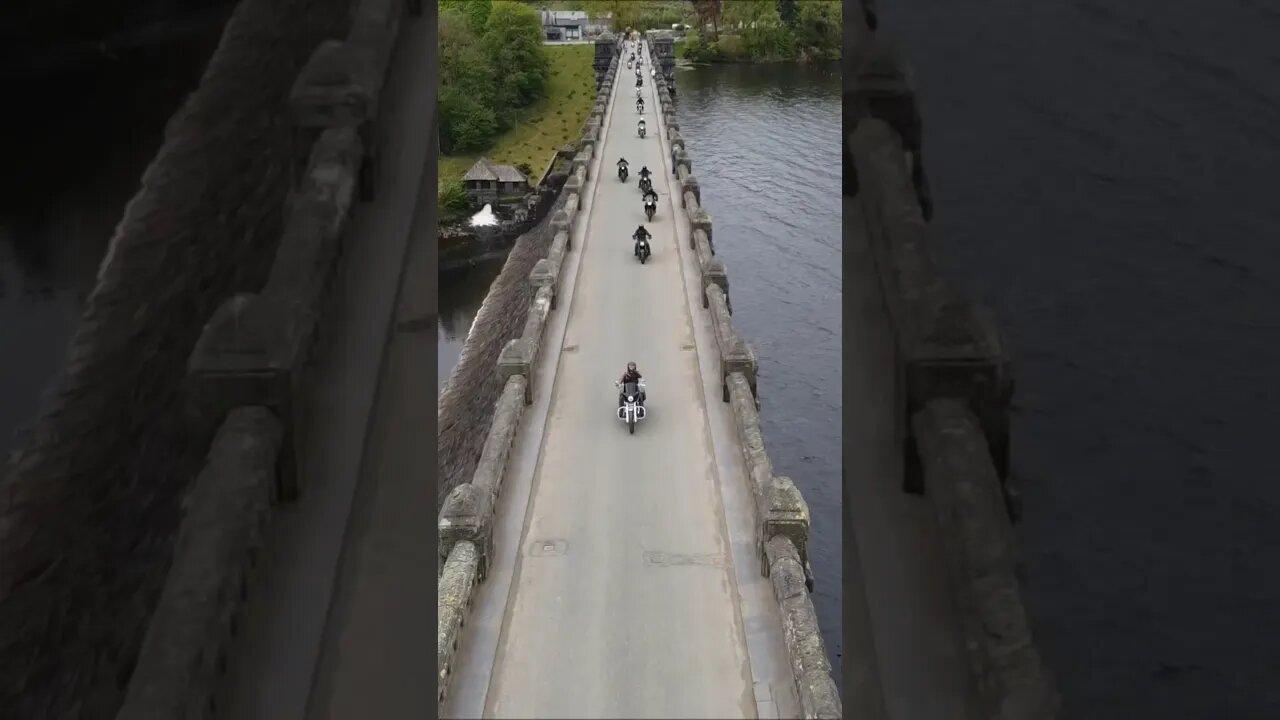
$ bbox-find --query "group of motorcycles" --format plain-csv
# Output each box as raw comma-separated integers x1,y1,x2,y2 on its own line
617,40,658,434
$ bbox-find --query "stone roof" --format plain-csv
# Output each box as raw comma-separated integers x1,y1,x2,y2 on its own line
463,157,527,184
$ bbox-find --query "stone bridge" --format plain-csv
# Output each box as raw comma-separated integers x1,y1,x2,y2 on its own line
437,33,839,719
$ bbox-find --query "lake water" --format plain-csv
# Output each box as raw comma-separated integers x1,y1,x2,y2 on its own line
437,61,845,675
0,33,223,460
885,1,1280,716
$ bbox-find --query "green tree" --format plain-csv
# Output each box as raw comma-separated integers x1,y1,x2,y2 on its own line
483,2,552,109
438,7,500,152
777,0,797,27
722,0,774,29
441,0,492,33
795,0,841,54
690,0,723,41
439,87,498,153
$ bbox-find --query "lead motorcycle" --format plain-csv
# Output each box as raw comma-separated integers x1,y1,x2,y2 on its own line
634,234,651,263
616,380,648,434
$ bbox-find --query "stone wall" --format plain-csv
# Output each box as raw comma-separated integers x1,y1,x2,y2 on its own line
848,26,1062,720
437,33,619,508
652,63,841,719
436,42,621,714
0,0,358,716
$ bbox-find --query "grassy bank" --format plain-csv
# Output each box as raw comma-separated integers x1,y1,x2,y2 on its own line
439,43,596,189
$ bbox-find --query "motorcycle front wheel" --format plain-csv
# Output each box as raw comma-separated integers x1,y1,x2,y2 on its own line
629,421,636,434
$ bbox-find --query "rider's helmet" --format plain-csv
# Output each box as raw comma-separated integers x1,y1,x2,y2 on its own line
627,362,637,372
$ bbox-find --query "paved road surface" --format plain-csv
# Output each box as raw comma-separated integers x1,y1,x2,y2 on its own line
446,44,794,719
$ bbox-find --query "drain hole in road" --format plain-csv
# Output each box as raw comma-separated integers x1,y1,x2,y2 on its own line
530,539,568,557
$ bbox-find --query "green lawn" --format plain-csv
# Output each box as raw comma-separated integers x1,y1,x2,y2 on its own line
439,44,597,186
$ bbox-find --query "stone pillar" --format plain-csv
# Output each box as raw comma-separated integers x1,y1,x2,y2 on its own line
650,32,676,97
594,31,619,89
849,39,932,220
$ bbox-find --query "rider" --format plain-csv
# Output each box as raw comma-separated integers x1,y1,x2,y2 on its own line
637,118,646,134
617,362,645,406
633,224,652,243
643,188,658,205
617,157,629,170
639,165,652,182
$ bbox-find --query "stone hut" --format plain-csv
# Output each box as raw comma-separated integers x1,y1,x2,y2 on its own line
463,158,530,207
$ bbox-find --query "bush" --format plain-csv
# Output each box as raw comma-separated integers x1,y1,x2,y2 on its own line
438,179,469,214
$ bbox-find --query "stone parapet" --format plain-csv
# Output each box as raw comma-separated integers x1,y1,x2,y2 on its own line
437,541,480,709
187,126,362,502
764,536,841,720
116,407,282,720
850,117,1014,499
912,399,1062,719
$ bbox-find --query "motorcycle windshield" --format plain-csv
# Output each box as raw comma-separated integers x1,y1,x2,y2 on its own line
623,382,639,395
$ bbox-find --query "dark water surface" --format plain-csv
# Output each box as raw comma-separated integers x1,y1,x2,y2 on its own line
885,2,1280,717
437,62,844,674
0,34,223,459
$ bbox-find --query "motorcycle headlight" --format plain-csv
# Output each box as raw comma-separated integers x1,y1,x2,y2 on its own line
627,396,634,403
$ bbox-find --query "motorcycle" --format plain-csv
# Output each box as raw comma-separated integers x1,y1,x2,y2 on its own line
634,235,651,263
616,380,647,433
636,99,645,113
618,164,628,182
637,122,646,138
644,198,656,222
636,77,643,89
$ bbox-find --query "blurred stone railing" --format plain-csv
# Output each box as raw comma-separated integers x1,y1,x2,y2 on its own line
115,1,409,716
848,23,1062,719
